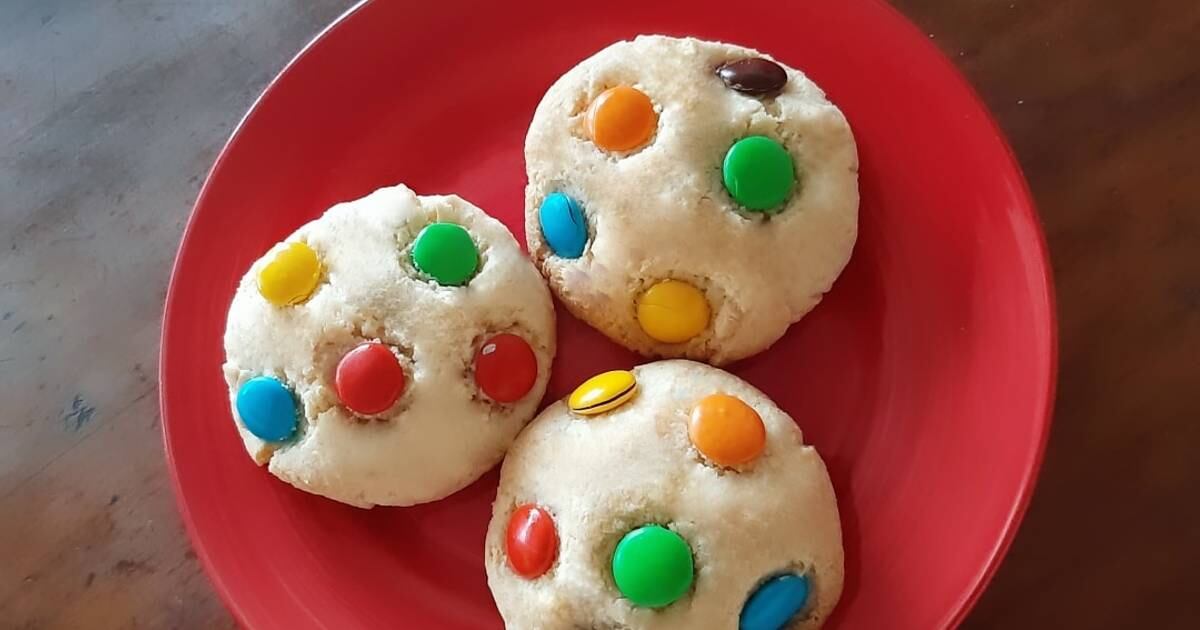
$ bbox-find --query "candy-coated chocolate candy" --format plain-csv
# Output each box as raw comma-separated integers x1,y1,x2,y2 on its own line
637,280,710,344
335,342,405,415
505,504,558,579
722,136,795,212
538,193,588,259
235,376,299,442
717,58,788,96
257,241,322,306
611,525,694,609
475,333,538,403
688,393,766,467
587,86,657,152
412,222,479,286
568,370,637,415
739,574,811,630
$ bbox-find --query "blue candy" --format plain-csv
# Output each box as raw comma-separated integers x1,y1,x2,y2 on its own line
739,573,811,630
236,376,299,442
538,193,588,259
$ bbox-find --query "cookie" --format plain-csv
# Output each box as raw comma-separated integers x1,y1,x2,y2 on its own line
525,35,859,365
485,360,843,629
222,185,555,508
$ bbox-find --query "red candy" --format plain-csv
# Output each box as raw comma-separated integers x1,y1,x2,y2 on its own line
505,504,558,579
335,342,406,415
473,333,538,403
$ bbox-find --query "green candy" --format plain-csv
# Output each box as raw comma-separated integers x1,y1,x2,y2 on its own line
722,135,796,212
411,222,479,286
611,525,694,608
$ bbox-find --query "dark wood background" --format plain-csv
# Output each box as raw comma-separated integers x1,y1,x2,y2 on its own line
1,0,1196,627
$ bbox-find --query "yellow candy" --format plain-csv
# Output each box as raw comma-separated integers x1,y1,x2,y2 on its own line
257,241,322,307
568,370,637,415
636,280,710,344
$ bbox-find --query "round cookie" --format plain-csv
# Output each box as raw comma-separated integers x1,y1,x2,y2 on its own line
525,35,859,365
485,360,843,629
222,184,555,507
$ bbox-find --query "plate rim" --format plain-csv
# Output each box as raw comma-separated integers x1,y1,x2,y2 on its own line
865,2,1058,624
158,1,372,627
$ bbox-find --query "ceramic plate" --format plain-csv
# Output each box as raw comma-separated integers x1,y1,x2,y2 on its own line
160,1,1056,627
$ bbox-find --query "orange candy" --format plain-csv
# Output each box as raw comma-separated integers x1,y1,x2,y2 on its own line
688,394,766,467
587,86,657,152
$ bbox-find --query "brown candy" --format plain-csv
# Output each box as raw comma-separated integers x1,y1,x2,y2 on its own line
716,58,788,96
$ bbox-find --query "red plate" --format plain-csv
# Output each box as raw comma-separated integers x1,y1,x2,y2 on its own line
160,1,1055,628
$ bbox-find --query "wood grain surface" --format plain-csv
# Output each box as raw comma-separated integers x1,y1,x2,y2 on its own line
1,1,1196,628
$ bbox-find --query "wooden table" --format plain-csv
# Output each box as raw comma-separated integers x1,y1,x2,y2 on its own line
1,1,1195,627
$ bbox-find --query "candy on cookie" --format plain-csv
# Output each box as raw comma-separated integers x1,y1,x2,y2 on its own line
485,360,843,629
222,185,556,507
525,35,859,365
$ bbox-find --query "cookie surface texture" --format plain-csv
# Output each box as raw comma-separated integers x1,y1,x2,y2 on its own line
223,185,556,507
485,360,844,629
525,35,859,364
